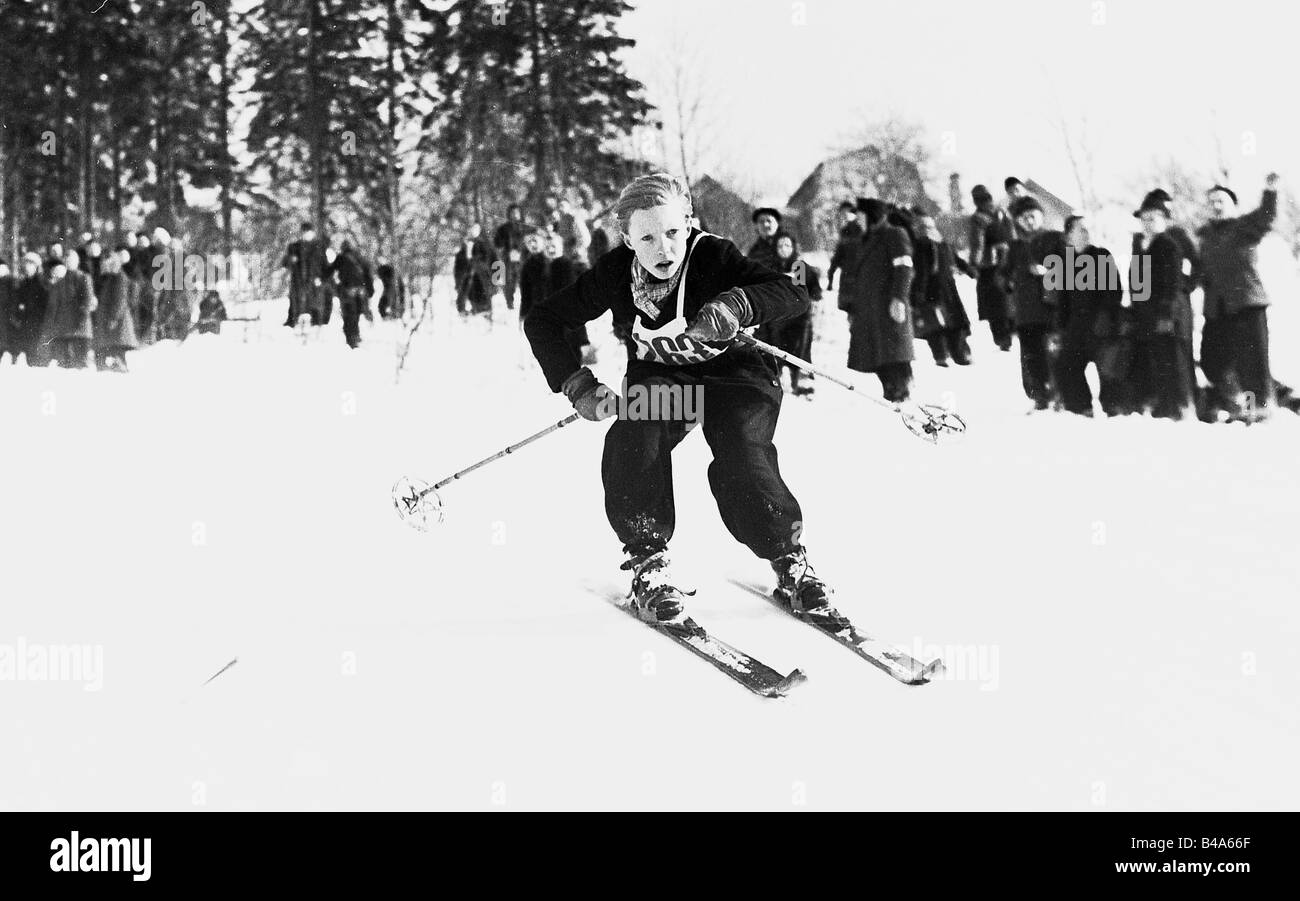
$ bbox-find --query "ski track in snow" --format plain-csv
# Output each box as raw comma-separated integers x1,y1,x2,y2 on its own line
2,261,1299,811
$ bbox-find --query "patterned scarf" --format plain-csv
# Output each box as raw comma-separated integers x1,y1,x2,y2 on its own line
630,249,690,321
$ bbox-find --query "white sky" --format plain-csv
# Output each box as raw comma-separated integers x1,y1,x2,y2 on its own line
620,0,1292,207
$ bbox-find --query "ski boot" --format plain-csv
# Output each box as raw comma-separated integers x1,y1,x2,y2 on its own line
622,549,692,627
771,547,850,629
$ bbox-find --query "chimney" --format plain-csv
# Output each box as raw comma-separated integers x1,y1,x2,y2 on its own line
949,173,964,214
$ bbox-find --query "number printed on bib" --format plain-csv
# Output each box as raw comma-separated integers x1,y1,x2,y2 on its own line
629,232,730,366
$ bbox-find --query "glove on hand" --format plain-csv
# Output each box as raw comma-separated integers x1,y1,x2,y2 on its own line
683,288,752,342
561,367,618,421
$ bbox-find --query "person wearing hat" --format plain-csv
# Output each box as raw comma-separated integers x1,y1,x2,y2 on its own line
128,231,158,344
747,207,785,271
328,239,375,349
92,247,139,372
39,248,97,369
1125,192,1197,419
1003,195,1061,410
827,200,863,291
282,221,327,328
1196,173,1282,421
2,253,48,365
1003,177,1032,238
839,197,916,401
967,184,1015,351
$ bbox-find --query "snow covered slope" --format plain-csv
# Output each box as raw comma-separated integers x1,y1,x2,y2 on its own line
2,274,1297,811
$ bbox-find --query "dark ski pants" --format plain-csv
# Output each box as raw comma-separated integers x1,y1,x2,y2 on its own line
1201,308,1274,413
1018,324,1055,408
602,361,803,562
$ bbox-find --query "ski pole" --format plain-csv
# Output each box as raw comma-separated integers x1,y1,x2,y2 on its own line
735,332,966,443
393,413,581,530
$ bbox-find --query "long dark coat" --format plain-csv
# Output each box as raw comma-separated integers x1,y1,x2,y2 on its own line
454,238,496,313
1003,230,1063,328
911,237,973,338
92,273,140,351
840,224,915,372
518,254,550,322
1129,232,1194,340
5,275,48,354
41,268,97,344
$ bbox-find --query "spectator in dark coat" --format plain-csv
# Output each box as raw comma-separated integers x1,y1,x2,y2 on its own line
493,204,527,310
282,222,328,327
555,198,591,261
588,217,612,268
130,232,157,343
757,233,821,395
92,249,138,372
1127,196,1197,419
1049,215,1126,416
1197,173,1281,421
376,261,407,320
544,232,593,361
746,207,784,271
454,223,496,317
518,230,550,324
328,240,374,349
196,290,228,335
911,212,974,366
1003,196,1061,409
967,184,1014,350
826,201,863,290
80,238,104,287
153,228,195,339
840,198,915,402
39,250,97,368
4,254,47,364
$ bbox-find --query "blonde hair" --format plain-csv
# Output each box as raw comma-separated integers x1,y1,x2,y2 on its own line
614,173,693,236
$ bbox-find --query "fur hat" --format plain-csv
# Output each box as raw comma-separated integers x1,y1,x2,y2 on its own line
1009,196,1043,218
887,206,916,240
857,197,888,225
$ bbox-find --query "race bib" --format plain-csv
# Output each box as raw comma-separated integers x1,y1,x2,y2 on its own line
629,319,728,365
627,232,731,366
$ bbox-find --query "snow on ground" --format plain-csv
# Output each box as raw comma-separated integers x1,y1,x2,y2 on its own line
1,272,1298,812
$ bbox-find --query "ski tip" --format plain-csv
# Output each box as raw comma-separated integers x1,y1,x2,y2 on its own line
903,657,945,685
765,668,808,697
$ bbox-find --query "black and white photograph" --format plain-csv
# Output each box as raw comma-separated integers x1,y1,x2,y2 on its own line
0,0,1295,871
